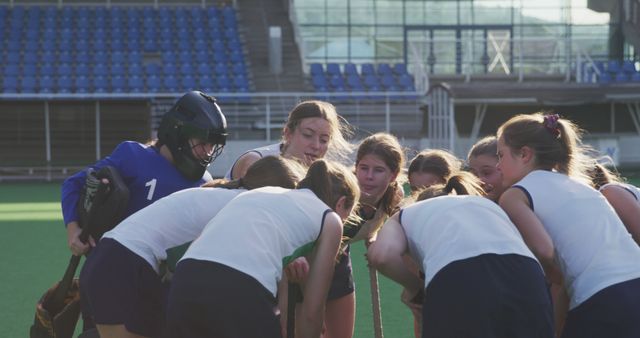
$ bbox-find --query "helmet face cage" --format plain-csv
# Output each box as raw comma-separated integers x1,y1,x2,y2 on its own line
158,91,228,180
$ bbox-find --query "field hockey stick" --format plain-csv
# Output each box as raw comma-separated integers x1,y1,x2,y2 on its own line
369,265,384,338
287,282,301,338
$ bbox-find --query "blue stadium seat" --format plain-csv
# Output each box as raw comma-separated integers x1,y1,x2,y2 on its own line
310,63,324,76
380,74,397,89
227,39,242,52
622,60,636,73
40,63,55,77
93,63,109,78
614,72,629,83
75,76,90,93
76,28,90,42
93,76,109,93
181,76,197,91
4,62,20,76
143,39,158,52
75,52,91,64
93,52,109,65
207,6,220,19
346,75,362,88
129,63,144,77
57,63,72,77
146,75,162,93
111,51,127,64
326,63,341,77
597,71,611,84
229,50,243,64
234,76,250,91
398,74,415,91
126,39,141,51
312,75,328,89
377,63,393,76
180,63,194,77
39,76,55,93
363,75,380,89
198,76,216,92
163,75,179,92
607,60,621,74
195,51,210,64
6,52,21,64
20,76,38,93
43,28,56,41
3,77,19,93
213,51,229,64
329,75,345,89
111,64,126,77
6,40,21,52
196,63,213,76
111,76,127,93
343,63,358,76
145,63,161,77
162,52,178,64
361,63,375,76
57,76,74,93
216,75,232,90
75,63,90,77
210,63,224,76
24,54,39,66
128,52,143,64
128,76,144,93
93,39,108,53
194,39,208,51
179,51,193,64
25,39,39,52
110,39,125,51
631,72,640,82
58,52,74,64
162,63,177,77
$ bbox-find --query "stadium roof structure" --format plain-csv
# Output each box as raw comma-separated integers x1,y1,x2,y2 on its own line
425,81,640,152
430,82,640,106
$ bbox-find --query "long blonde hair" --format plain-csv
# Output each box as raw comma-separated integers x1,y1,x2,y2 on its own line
282,100,354,163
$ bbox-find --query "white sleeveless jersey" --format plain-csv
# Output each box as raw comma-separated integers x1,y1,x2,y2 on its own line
181,187,333,296
102,187,242,273
224,143,282,180
515,170,640,309
600,182,640,202
400,195,537,289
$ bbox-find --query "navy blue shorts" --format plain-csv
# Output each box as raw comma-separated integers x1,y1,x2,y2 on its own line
422,253,553,338
561,277,640,338
327,246,355,300
80,238,165,337
166,259,281,338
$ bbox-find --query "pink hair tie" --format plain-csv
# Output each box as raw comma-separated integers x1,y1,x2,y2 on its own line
543,114,561,138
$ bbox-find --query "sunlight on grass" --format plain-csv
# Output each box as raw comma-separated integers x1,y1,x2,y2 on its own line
0,203,62,221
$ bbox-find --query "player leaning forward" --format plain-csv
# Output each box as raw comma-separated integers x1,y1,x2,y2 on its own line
166,160,360,338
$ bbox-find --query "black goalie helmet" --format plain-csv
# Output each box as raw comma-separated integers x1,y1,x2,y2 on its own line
157,91,228,181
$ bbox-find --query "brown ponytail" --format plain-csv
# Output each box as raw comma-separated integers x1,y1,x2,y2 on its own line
298,159,360,213
416,172,484,201
202,156,306,190
497,112,592,182
587,162,622,189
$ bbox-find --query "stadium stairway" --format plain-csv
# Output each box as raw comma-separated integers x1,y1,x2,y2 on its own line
236,0,306,92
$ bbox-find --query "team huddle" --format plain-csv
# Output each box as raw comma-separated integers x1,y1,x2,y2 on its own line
60,91,640,338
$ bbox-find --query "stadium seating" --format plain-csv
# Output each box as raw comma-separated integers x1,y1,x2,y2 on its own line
585,59,640,84
0,5,251,97
309,62,416,99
